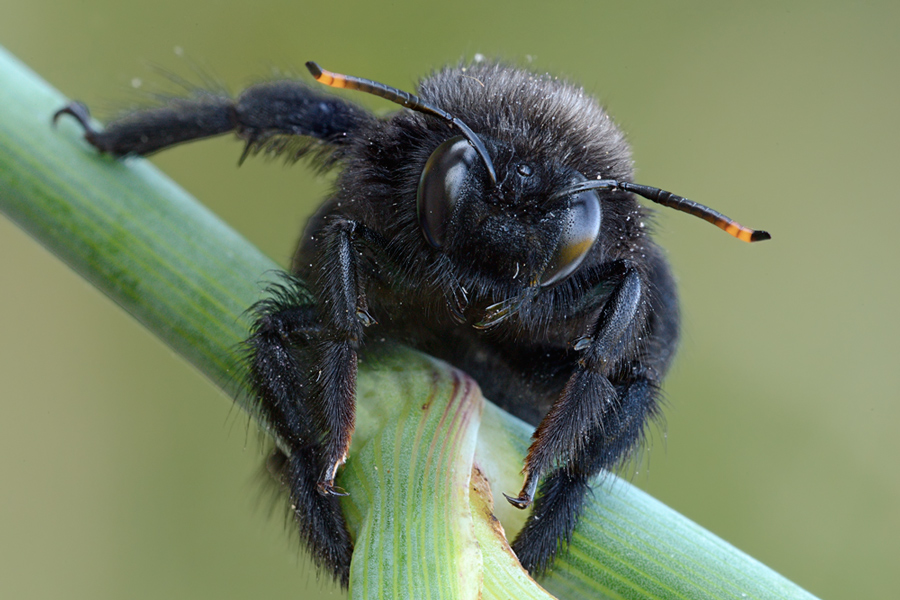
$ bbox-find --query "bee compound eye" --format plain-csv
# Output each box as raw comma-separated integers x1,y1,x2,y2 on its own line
539,188,602,287
417,136,479,248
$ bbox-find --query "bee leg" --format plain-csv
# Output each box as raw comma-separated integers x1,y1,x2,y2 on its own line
246,279,353,586
503,267,649,574
53,80,371,157
508,268,644,509
510,374,662,574
312,217,383,497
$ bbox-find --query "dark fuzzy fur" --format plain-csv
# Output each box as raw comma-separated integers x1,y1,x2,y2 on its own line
59,60,681,585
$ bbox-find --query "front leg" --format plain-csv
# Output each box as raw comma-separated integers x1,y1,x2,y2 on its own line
246,282,354,585
505,264,678,575
506,267,645,509
245,219,389,586
312,217,377,495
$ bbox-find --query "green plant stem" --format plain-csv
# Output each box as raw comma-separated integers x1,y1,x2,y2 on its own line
0,45,819,600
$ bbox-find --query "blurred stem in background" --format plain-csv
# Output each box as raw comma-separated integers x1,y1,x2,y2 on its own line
0,46,819,600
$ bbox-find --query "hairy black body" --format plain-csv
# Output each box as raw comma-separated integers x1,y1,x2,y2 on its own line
55,59,768,587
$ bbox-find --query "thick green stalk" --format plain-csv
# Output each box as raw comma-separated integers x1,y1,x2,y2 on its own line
0,46,818,600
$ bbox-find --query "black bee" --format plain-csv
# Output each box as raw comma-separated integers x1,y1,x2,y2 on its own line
54,59,769,587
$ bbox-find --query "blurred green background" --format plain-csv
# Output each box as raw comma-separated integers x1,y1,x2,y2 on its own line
1,1,897,598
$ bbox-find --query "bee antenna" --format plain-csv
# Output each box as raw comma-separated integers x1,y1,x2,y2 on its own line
306,61,497,185
557,179,771,243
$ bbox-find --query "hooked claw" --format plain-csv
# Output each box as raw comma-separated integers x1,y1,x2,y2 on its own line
52,101,102,148
503,491,533,510
504,470,540,509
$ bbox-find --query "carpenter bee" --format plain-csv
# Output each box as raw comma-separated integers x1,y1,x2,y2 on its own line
54,58,770,587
